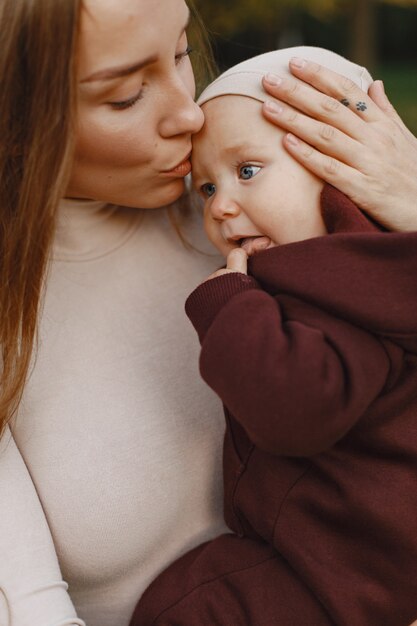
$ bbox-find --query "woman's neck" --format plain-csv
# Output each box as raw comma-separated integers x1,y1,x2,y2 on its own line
53,197,140,262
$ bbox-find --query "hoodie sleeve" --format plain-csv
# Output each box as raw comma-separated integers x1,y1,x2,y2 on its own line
186,278,391,457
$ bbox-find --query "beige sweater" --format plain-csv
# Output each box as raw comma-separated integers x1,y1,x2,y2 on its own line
0,198,227,626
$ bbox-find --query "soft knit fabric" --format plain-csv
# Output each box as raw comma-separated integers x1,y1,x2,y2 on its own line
131,186,417,626
197,46,372,107
0,197,228,626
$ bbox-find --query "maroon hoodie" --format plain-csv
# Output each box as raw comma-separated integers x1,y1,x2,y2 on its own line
185,186,417,626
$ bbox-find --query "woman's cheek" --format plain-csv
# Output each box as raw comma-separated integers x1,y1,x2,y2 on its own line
75,110,150,169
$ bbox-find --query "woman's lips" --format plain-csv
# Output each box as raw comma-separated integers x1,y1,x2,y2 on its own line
161,154,192,177
240,236,273,256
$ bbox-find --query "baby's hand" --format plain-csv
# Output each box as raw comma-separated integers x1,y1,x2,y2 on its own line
204,248,248,283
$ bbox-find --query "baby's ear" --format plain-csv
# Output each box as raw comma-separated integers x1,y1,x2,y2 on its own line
320,184,383,234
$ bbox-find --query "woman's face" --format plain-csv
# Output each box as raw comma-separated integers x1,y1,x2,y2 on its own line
67,0,204,208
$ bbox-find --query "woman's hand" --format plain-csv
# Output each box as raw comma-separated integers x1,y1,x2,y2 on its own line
204,248,247,282
262,57,417,232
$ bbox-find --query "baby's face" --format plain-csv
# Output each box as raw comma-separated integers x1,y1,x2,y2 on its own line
192,95,326,258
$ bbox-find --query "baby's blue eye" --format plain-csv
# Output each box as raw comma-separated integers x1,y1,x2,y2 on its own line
239,165,261,180
201,182,216,198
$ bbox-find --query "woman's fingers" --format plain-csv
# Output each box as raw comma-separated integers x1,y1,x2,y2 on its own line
262,74,369,139
286,56,385,122
283,126,417,232
368,80,417,141
263,68,382,128
263,99,365,167
281,133,368,204
368,80,395,114
285,58,415,146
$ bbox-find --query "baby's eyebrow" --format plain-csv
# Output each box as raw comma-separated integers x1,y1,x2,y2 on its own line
221,140,254,157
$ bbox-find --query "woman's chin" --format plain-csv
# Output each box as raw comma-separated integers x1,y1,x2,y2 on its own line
114,179,186,210
160,178,186,206
141,178,186,209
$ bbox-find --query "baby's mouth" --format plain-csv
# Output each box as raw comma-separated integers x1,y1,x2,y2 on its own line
239,236,274,257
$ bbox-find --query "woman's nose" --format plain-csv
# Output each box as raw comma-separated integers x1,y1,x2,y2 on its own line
159,80,204,138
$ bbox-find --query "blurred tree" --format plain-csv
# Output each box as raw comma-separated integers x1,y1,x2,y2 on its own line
195,0,335,40
345,0,417,68
349,0,378,68
194,0,417,70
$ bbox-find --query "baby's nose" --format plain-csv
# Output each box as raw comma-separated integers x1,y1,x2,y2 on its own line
210,195,239,221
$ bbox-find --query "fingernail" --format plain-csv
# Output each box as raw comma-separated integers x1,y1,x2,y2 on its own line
376,79,386,94
290,57,307,69
264,73,282,87
286,133,299,146
264,100,283,114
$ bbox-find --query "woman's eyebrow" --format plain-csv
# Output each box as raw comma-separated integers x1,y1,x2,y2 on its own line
80,54,159,84
80,9,191,84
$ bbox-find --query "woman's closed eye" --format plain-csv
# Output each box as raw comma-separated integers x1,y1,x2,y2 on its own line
109,88,144,111
108,46,192,111
238,164,262,180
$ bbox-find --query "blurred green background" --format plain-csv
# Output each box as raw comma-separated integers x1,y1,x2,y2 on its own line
194,0,417,133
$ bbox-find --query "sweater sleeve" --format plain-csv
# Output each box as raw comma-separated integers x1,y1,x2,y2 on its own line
0,428,86,626
185,272,260,342
186,277,391,457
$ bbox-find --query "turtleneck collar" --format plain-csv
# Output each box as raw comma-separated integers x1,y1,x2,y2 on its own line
53,197,140,262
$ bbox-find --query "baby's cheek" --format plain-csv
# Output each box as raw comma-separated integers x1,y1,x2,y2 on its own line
203,218,227,257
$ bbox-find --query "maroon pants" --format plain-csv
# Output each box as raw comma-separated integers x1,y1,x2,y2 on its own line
130,534,334,626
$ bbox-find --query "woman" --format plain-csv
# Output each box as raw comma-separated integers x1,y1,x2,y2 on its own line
0,0,416,625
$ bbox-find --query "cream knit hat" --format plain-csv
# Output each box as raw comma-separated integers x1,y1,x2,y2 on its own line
197,46,373,106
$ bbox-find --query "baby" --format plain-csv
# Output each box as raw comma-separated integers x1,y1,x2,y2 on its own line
131,47,417,626
192,49,330,265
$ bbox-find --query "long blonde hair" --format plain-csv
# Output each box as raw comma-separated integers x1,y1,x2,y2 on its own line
0,0,215,437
